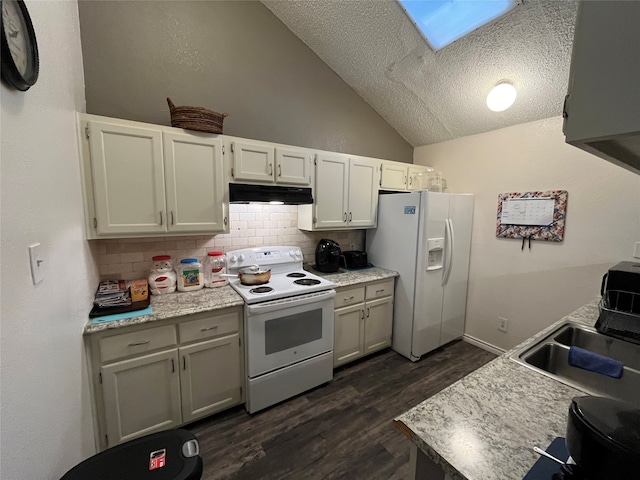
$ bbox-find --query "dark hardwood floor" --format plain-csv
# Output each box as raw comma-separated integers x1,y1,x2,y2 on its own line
187,340,496,480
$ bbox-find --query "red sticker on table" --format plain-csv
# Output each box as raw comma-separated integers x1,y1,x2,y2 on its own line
149,449,166,470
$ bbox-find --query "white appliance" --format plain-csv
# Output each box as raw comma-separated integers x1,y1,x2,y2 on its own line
226,246,336,413
366,191,474,361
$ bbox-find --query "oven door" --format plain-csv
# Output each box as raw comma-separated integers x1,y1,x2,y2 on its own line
245,289,335,378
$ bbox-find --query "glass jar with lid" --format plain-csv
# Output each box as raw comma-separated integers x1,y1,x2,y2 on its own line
176,258,204,292
204,251,228,288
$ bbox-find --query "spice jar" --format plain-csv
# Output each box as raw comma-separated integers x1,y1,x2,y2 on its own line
176,258,204,292
204,251,228,288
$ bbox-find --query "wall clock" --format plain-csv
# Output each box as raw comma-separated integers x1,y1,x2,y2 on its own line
1,0,39,91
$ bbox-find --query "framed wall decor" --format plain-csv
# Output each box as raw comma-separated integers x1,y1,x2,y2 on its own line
496,190,568,243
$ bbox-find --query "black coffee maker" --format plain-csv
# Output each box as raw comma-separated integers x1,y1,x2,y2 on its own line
315,239,341,273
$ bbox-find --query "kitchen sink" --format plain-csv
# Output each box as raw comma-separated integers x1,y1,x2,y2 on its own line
510,321,640,403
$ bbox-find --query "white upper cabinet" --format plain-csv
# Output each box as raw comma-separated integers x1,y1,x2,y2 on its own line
347,157,378,228
163,132,226,233
275,147,310,185
312,152,349,229
78,114,229,239
87,120,167,236
298,152,379,230
380,162,407,190
230,139,311,186
407,165,430,191
380,162,430,191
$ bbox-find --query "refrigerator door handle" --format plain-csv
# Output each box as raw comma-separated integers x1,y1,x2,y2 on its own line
442,218,454,286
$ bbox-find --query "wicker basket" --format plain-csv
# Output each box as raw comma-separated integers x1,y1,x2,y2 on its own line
167,97,228,134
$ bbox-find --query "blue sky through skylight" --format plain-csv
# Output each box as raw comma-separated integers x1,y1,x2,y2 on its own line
399,0,519,51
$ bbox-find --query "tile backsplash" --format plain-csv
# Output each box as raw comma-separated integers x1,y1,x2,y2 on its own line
96,205,365,281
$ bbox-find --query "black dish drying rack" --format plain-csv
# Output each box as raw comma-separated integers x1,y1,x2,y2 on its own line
596,290,640,344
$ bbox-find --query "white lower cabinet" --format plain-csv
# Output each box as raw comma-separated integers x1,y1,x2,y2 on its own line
87,306,243,450
102,349,182,446
333,279,394,367
179,334,241,423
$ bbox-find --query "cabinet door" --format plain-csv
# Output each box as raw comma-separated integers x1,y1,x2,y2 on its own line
334,303,365,367
364,296,393,354
88,121,166,235
163,132,227,233
380,163,407,190
179,334,242,423
408,165,428,191
348,158,378,228
231,140,275,183
314,152,349,229
275,147,310,186
102,349,181,447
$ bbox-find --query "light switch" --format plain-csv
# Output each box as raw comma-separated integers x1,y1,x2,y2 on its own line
634,242,640,259
29,243,44,284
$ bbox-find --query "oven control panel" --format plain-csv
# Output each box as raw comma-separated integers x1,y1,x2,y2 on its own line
227,246,303,269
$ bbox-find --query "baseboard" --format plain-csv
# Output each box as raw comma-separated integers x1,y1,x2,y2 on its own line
462,334,505,356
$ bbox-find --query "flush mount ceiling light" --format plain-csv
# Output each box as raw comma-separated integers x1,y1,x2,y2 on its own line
486,82,517,112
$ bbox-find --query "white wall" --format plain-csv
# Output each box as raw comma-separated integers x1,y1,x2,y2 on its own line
414,117,640,351
0,2,98,478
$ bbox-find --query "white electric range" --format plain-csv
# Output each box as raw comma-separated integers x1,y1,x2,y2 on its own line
226,246,336,414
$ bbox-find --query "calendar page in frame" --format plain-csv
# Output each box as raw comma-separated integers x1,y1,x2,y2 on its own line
496,190,568,241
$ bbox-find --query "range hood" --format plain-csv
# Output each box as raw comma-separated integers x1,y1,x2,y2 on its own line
229,183,313,205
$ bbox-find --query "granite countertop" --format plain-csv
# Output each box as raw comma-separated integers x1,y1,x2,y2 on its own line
84,268,397,334
304,265,398,288
84,285,244,334
394,299,601,480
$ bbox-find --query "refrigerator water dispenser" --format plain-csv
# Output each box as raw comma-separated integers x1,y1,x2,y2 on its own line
427,238,444,270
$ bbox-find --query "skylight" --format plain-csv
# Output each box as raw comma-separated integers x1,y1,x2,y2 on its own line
398,0,520,51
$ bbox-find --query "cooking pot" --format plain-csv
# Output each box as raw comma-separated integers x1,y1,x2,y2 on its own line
342,250,368,269
222,265,271,285
565,395,640,479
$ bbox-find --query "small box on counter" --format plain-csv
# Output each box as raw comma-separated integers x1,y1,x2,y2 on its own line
128,279,149,302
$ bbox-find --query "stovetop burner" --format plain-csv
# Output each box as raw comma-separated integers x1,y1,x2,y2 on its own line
294,278,321,286
250,286,274,294
286,272,307,278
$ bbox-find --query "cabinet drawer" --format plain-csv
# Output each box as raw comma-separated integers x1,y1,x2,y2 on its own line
100,325,177,364
179,310,239,344
335,286,365,308
365,279,394,300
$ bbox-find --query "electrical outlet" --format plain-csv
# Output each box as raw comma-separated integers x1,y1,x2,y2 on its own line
350,243,355,250
634,241,640,259
498,317,509,333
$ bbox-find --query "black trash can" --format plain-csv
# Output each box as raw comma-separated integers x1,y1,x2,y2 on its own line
61,429,202,480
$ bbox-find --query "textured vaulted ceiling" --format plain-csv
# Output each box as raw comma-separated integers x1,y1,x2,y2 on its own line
262,0,578,147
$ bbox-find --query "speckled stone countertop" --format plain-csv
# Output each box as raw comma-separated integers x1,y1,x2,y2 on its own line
84,268,397,334
394,300,601,480
303,265,398,288
84,286,244,334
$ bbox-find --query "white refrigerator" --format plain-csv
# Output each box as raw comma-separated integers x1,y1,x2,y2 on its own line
366,191,474,361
